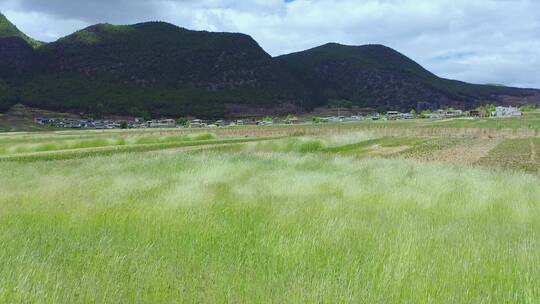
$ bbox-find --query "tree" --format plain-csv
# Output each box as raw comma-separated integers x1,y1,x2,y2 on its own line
519,104,537,113
329,99,353,109
96,102,105,115
420,110,432,118
285,114,298,124
262,116,273,123
139,111,152,121
477,104,496,116
341,100,353,109
176,117,189,126
120,121,128,129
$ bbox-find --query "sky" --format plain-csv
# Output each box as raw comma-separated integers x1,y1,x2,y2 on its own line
1,0,539,89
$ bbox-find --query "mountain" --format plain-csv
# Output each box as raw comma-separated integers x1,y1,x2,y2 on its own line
3,22,307,117
275,43,539,111
0,14,539,118
0,13,42,48
0,36,34,73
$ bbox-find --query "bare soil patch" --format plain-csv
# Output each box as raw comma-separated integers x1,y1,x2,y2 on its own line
475,139,539,173
412,139,502,165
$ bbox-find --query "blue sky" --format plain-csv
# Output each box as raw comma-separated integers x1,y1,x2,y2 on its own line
1,0,539,88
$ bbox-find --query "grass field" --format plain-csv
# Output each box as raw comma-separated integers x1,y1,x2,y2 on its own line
0,117,539,303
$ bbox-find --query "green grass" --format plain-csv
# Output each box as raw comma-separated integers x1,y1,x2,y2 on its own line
1,126,539,302
225,134,430,159
0,133,217,155
1,151,539,303
237,132,381,154
0,120,58,132
0,136,284,163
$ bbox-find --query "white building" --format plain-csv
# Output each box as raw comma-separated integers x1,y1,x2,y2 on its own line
148,119,176,128
494,106,522,117
386,111,400,120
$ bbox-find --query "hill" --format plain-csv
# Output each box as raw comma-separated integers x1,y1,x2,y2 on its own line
0,14,539,118
275,43,539,111
5,22,306,118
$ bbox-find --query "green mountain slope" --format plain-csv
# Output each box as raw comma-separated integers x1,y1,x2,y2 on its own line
0,13,538,118
15,22,307,118
275,43,537,111
0,13,42,48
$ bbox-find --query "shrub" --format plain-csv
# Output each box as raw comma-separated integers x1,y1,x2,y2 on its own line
176,117,189,126
519,104,537,113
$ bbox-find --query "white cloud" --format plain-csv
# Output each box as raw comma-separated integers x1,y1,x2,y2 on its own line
1,0,539,88
1,9,88,40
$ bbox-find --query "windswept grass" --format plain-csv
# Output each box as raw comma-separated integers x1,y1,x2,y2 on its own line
0,133,216,155
1,124,539,302
0,151,539,303
227,133,430,160
241,132,381,154
0,136,284,163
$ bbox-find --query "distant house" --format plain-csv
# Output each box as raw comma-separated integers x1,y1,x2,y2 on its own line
149,119,176,128
424,109,463,119
495,106,522,117
350,115,364,121
445,109,463,118
34,117,49,125
320,117,332,123
468,110,481,117
256,120,273,126
324,116,338,123
386,111,400,120
190,119,203,128
402,113,415,119
285,116,300,124
163,119,176,127
370,113,381,120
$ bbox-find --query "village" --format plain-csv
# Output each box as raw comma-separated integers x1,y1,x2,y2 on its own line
32,105,524,130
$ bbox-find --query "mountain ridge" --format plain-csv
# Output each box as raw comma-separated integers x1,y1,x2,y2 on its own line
0,13,43,48
1,14,538,118
275,43,540,111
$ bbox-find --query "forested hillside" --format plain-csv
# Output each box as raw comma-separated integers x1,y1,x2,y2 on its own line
1,13,538,118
